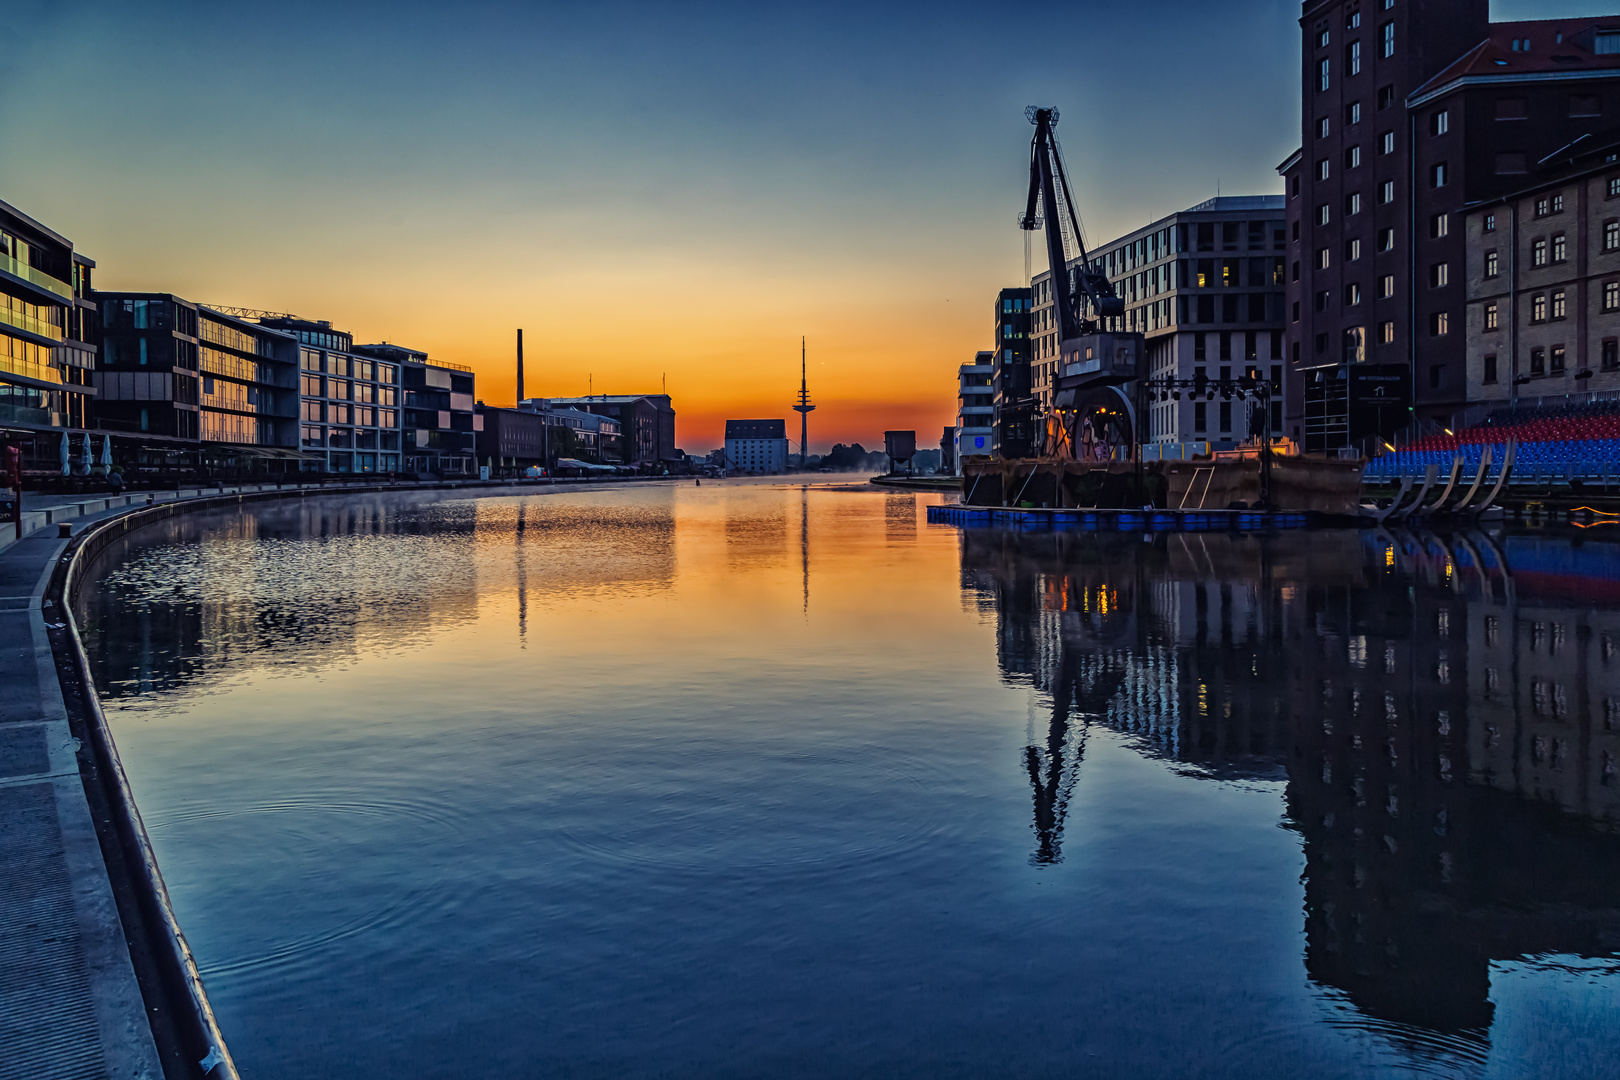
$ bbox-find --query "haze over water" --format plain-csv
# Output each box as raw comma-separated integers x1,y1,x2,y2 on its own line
77,481,1620,1078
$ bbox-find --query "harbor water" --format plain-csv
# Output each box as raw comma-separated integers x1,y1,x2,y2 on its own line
77,480,1620,1078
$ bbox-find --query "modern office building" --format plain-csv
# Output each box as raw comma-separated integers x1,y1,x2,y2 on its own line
1464,140,1620,411
1285,3,1620,449
990,287,1034,459
1,198,96,459
724,418,789,474
195,308,300,459
355,343,477,476
253,316,403,474
546,394,676,469
1030,197,1288,449
955,350,994,468
94,294,200,448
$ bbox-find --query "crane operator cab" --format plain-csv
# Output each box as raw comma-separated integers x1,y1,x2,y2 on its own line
1060,331,1141,386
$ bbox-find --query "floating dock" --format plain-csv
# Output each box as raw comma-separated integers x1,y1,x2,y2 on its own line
927,504,1314,531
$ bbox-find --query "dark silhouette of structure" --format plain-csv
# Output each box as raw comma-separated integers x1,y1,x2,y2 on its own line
793,336,814,467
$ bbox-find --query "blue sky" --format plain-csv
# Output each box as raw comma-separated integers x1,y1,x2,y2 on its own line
0,0,1598,448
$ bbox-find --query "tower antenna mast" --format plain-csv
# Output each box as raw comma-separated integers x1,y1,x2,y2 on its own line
792,336,816,469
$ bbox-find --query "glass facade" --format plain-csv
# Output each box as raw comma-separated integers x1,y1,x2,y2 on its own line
297,346,401,472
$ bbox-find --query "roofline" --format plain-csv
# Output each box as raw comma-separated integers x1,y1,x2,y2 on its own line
1409,65,1620,109
1461,146,1620,212
0,197,74,249
1278,147,1303,174
198,306,298,340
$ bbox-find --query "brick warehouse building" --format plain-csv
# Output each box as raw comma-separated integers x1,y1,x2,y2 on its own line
1285,2,1620,451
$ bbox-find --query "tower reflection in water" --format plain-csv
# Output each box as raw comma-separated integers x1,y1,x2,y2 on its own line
960,527,1620,1058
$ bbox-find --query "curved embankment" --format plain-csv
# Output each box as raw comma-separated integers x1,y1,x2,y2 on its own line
43,478,623,1078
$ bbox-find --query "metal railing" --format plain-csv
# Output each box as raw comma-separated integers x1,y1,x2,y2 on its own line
0,251,74,300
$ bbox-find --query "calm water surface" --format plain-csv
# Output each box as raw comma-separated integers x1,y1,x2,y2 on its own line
78,481,1620,1078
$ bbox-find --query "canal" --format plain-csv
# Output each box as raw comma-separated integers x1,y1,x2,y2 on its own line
77,480,1620,1078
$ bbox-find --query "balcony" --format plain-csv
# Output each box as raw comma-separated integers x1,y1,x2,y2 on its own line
0,305,64,342
0,252,73,301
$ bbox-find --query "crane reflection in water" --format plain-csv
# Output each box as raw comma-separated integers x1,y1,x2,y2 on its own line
962,525,1620,1068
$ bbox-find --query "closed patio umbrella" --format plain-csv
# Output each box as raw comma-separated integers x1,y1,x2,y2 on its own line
99,434,113,467
59,432,70,476
80,432,93,474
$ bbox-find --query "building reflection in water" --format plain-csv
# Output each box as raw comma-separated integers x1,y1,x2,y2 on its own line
960,526,1620,1064
77,491,676,702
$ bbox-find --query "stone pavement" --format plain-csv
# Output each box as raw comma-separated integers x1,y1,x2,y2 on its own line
1,503,164,1079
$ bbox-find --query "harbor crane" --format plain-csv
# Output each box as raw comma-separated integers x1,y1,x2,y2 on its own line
1020,107,1144,460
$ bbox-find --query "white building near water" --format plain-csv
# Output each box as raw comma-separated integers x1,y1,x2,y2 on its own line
724,418,789,474
954,350,994,474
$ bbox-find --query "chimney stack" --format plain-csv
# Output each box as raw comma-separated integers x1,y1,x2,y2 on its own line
516,328,525,405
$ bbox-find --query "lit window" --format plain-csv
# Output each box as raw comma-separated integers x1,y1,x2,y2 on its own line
1318,203,1331,225
1431,262,1449,287
1432,110,1449,135
1553,194,1564,212
1536,197,1550,217
1553,233,1567,261
1380,131,1394,154
1347,145,1362,168
1485,302,1499,330
1380,320,1395,343
1346,282,1362,305
1533,239,1548,266
1533,294,1547,322
1432,162,1448,187
1380,274,1395,297
1431,213,1449,238
1431,311,1449,336
1485,251,1498,277
1605,281,1619,312
1348,39,1362,76
1347,237,1362,260
1318,247,1331,269
1606,221,1620,251
1553,289,1566,319
1380,180,1394,203
1378,227,1395,251
1319,158,1331,181
1346,192,1362,215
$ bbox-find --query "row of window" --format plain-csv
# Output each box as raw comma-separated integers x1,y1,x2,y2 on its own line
299,401,398,427
1480,342,1620,386
1480,283,1620,330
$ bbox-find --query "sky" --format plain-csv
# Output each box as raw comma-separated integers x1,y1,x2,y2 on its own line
0,1,1598,453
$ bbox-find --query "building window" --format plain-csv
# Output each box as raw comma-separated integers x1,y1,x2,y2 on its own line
1318,116,1331,139
1552,345,1567,373
1346,282,1362,305
1378,84,1394,109
1318,203,1331,225
1318,247,1331,269
1553,289,1567,319
1431,311,1449,336
1606,221,1620,251
1430,213,1449,238
1347,100,1362,125
1484,213,1497,232
1340,325,1368,364
1553,233,1567,261
1531,347,1546,375
1484,353,1498,383
1292,259,1300,281
1315,290,1331,312
1319,27,1331,47
1346,145,1362,169
1380,130,1394,155
1485,302,1499,329
1378,227,1395,251
1533,294,1547,322
1606,281,1620,312
1348,40,1362,75
1194,401,1207,431
1380,320,1395,344
1535,197,1550,217
1432,109,1449,135
1553,194,1565,213
1319,58,1331,91
1610,178,1620,198
1533,238,1548,267
1485,251,1499,277
1346,237,1362,261
1430,364,1446,389
1605,339,1619,370
1346,192,1362,215
1432,162,1448,187
1381,21,1394,57
1431,262,1449,287
1349,9,1362,28
1315,332,1330,354
1318,158,1331,181
1379,180,1394,203
1380,274,1394,297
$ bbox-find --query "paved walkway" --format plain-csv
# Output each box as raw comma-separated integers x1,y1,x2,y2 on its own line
1,499,166,1079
